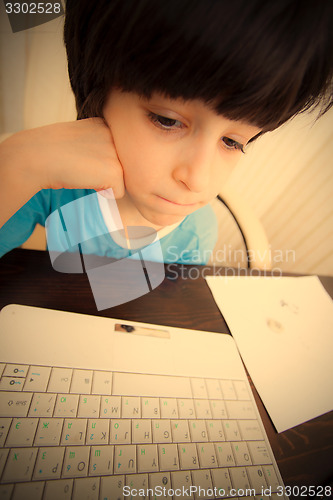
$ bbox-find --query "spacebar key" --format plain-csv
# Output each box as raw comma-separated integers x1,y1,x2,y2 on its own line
113,372,192,398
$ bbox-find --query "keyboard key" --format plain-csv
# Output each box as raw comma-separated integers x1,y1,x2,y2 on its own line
247,441,272,465
11,481,44,500
171,471,194,499
194,400,212,419
233,380,250,400
222,420,240,440
190,378,208,399
225,400,256,419
54,394,79,417
0,418,11,446
70,369,93,394
148,472,172,500
206,420,224,442
34,418,63,446
137,444,159,473
125,473,149,497
33,446,65,480
63,446,90,478
160,398,178,418
28,393,56,417
101,396,121,418
0,484,13,500
219,380,237,400
92,370,112,395
89,445,114,475
170,420,190,443
178,443,199,470
110,419,131,444
72,477,99,500
3,364,28,378
113,372,191,398
263,464,281,490
132,419,152,444
6,417,38,447
100,475,124,500
86,418,109,444
188,420,208,442
158,443,179,471
205,379,223,400
48,368,72,393
114,445,136,474
141,397,160,418
191,469,214,499
61,418,87,445
238,420,263,441
247,465,268,493
23,365,51,392
78,395,100,418
0,377,24,391
210,400,227,419
214,442,236,467
229,466,251,491
178,399,195,418
231,441,252,466
43,479,73,500
197,443,218,468
122,396,141,418
2,447,38,483
211,467,233,498
0,448,9,476
152,419,172,443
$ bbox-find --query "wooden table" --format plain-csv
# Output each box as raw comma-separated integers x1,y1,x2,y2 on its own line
0,248,332,499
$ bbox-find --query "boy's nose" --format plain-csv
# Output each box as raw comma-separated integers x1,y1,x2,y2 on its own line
173,141,214,193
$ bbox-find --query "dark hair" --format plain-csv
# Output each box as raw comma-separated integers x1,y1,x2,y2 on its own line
64,0,333,131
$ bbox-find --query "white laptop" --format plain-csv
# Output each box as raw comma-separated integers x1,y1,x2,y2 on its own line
0,304,289,500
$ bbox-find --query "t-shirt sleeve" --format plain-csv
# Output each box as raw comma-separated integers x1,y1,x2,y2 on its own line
0,190,51,257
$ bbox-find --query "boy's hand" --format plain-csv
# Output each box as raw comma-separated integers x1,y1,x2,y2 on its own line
20,118,125,197
0,119,125,227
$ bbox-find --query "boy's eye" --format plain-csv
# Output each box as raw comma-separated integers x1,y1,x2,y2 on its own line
148,112,183,130
222,136,245,153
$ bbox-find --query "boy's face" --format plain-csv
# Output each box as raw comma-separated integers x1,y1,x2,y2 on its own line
103,90,261,228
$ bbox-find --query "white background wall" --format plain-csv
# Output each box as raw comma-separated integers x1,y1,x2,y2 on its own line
1,4,332,275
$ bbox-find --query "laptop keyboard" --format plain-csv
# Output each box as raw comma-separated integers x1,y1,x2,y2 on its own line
0,363,287,500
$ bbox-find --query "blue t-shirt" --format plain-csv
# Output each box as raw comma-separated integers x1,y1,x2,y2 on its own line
0,189,217,265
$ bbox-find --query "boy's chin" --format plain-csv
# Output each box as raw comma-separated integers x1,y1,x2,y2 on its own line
138,208,186,229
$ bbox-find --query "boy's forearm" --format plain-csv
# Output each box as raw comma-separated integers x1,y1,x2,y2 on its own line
0,134,42,228
0,120,125,230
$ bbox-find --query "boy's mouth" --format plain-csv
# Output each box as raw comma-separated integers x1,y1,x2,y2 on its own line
157,195,198,207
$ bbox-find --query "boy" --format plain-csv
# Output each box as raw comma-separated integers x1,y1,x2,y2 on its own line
0,0,332,265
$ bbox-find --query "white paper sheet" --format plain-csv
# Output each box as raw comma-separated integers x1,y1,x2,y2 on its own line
205,275,333,432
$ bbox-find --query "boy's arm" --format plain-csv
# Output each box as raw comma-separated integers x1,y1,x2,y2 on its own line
0,135,42,228
0,118,125,229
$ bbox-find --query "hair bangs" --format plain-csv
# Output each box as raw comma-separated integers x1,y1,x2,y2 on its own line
65,0,333,130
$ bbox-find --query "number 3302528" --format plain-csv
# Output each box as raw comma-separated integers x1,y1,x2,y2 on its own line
5,3,62,14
